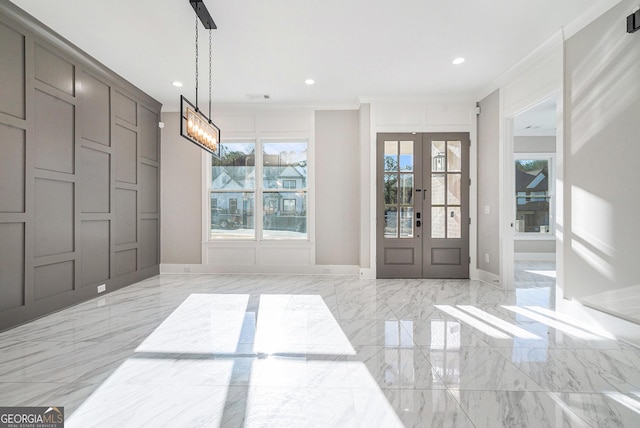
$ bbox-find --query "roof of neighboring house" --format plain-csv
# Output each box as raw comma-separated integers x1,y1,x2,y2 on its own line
516,169,548,193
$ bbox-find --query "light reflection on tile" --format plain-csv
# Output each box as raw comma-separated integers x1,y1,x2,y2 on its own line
1,266,639,427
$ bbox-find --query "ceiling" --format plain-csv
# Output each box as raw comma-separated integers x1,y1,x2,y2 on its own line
513,97,557,137
10,0,600,112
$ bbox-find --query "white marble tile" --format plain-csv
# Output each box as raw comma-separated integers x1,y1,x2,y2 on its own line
0,382,100,415
383,389,475,428
554,391,640,428
253,294,356,356
67,383,233,428
135,293,253,355
251,357,356,389
2,271,639,427
499,347,639,393
0,340,135,384
456,390,591,428
348,345,447,390
339,319,391,347
421,347,544,392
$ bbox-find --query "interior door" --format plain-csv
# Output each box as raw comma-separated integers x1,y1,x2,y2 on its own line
377,133,470,279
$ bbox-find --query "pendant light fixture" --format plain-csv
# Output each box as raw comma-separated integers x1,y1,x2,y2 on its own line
180,0,221,158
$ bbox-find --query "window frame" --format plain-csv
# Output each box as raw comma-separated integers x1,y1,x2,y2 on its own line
514,153,555,239
206,137,310,242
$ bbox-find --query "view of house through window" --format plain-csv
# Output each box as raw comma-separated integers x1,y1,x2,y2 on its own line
211,141,256,238
262,142,308,239
515,158,551,233
210,140,308,240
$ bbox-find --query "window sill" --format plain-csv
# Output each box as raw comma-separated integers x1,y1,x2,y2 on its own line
514,233,555,241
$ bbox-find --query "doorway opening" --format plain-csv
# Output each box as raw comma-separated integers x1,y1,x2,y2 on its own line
376,133,470,279
511,97,557,306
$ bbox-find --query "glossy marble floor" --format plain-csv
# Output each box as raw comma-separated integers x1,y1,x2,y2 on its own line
1,263,640,427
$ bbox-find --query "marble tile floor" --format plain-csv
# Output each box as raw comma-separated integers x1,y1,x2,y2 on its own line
1,267,639,427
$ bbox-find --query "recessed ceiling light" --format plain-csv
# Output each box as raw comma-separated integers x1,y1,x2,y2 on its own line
305,79,315,85
171,81,184,87
452,57,465,65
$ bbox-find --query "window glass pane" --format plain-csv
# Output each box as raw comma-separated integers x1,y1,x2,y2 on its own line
516,197,550,233
262,142,307,189
384,206,398,238
432,141,446,172
447,141,462,172
262,192,307,239
515,159,550,233
448,207,461,238
432,207,445,238
400,207,414,238
432,174,445,205
399,174,413,204
399,140,413,171
212,141,255,190
447,174,461,205
210,192,255,239
384,174,398,205
384,141,398,172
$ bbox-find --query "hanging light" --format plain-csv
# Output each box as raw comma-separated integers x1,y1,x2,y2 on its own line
180,0,221,158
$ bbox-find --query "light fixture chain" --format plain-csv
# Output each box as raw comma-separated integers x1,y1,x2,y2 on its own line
208,29,212,120
195,15,199,109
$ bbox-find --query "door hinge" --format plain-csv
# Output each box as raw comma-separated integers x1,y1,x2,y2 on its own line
475,106,481,115
469,256,471,264
469,218,471,225
469,178,471,186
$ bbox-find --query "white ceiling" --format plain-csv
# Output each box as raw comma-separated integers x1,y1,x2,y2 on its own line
513,97,557,137
10,0,600,112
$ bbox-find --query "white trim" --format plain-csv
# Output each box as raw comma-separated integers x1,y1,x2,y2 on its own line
476,269,502,288
514,252,556,261
499,91,513,290
556,297,640,349
160,263,359,276
513,152,557,237
200,109,316,268
359,268,376,279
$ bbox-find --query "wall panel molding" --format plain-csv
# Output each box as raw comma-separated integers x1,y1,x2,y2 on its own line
0,3,161,332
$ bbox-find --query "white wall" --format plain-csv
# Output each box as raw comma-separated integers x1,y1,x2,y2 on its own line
315,110,360,265
562,0,640,335
362,97,477,278
482,0,640,344
160,105,362,274
514,136,556,153
477,90,501,280
160,112,202,264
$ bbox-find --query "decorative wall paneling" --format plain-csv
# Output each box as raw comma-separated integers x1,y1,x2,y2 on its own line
0,4,161,331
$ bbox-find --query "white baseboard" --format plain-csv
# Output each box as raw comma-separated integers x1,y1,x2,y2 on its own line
476,269,502,289
160,263,360,276
514,252,556,261
556,297,640,349
359,268,376,279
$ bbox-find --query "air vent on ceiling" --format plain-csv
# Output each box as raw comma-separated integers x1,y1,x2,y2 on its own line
246,94,271,100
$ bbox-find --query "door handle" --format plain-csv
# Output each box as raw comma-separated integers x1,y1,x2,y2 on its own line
416,220,421,227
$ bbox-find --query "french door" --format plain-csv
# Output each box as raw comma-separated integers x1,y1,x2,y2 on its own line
376,133,470,278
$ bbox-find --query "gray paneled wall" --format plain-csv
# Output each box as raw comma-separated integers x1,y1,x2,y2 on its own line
0,4,161,331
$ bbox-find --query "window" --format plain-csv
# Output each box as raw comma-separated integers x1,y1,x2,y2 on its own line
515,156,553,234
383,140,414,239
262,142,308,239
210,140,308,240
210,141,255,239
283,199,296,213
